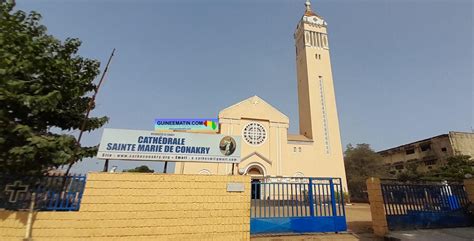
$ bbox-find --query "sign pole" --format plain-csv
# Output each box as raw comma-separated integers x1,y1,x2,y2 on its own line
65,48,115,176
24,192,36,240
103,159,109,172
163,161,168,173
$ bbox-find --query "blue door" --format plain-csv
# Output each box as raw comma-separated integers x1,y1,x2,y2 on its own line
250,177,347,234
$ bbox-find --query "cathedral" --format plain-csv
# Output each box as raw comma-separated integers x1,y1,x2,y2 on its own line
174,0,347,187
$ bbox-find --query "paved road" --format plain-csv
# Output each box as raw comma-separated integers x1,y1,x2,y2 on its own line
386,227,474,241
251,233,366,241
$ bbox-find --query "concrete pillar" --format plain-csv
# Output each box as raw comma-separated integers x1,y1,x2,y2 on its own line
464,178,474,203
366,177,388,237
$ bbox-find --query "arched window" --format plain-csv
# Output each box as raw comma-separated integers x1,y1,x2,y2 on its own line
294,172,304,177
198,169,211,175
244,163,266,177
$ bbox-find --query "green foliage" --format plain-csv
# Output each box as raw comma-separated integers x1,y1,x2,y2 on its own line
0,3,108,175
124,165,155,173
396,162,422,182
424,155,473,182
344,143,387,201
396,155,473,182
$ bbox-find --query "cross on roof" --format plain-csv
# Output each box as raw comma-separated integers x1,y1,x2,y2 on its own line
5,181,29,203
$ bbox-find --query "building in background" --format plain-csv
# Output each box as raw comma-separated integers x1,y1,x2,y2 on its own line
174,1,347,188
378,131,474,174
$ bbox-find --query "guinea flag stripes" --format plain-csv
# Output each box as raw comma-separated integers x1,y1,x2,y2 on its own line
203,120,217,130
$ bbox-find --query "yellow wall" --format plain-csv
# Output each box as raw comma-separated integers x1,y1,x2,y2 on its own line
450,131,474,157
366,178,388,237
465,179,474,203
0,173,251,241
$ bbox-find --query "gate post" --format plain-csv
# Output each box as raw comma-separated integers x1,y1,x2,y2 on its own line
464,178,474,203
329,178,337,217
366,177,388,237
308,178,315,217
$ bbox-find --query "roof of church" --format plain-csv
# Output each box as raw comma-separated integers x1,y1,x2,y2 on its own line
219,95,289,123
304,11,323,18
287,134,313,142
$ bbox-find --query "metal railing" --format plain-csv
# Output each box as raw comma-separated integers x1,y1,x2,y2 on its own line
0,174,87,211
381,183,470,215
250,177,345,218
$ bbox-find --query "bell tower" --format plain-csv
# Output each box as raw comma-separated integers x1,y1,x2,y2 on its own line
294,0,343,156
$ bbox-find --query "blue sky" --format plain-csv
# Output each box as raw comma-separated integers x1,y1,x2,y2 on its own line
17,0,473,173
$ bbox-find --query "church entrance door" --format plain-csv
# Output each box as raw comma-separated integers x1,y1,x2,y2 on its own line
251,179,261,200
247,166,264,200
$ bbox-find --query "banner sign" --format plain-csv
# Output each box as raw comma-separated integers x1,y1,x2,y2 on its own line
154,118,219,132
97,128,240,163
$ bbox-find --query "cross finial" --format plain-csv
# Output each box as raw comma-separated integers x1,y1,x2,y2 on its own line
305,0,312,12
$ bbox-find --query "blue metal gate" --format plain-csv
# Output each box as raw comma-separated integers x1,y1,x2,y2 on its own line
381,181,474,230
250,177,347,234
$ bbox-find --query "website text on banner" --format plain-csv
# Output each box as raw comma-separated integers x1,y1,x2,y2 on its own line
154,118,219,132
97,128,240,163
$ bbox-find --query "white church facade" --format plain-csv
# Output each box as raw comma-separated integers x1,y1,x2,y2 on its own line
174,1,347,187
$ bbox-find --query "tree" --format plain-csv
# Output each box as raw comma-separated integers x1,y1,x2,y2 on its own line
344,143,387,201
0,3,108,176
424,155,473,182
124,165,155,173
396,162,422,182
395,155,473,182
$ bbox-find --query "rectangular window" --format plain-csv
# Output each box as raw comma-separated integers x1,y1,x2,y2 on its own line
318,33,322,48
405,148,415,155
420,143,431,152
441,147,447,152
395,165,404,170
424,159,437,166
316,32,320,47
323,34,329,48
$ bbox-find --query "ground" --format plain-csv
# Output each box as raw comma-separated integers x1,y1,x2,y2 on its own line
385,228,474,241
345,203,373,234
251,203,381,241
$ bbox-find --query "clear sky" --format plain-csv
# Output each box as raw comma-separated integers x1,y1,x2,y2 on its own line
17,0,473,174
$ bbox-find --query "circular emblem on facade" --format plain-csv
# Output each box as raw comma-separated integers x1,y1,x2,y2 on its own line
219,136,236,156
242,122,267,146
